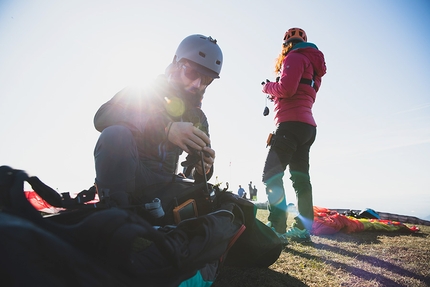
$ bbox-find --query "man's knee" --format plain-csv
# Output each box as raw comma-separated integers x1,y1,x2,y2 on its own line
94,125,138,185
97,125,134,148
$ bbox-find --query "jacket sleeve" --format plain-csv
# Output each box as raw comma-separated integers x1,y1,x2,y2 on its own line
262,53,307,99
94,86,150,134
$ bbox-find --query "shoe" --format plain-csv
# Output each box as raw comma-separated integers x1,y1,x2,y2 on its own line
284,227,312,243
266,222,289,245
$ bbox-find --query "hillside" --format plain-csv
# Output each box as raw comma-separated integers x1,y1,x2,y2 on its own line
213,209,430,287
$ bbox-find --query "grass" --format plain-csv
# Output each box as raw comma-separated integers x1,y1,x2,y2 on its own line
213,209,430,287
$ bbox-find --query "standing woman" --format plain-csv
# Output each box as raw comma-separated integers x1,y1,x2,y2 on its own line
261,28,326,243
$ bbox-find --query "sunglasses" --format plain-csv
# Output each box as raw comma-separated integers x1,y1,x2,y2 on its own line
181,64,214,86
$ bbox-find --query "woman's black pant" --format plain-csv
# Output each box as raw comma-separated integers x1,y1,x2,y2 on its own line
262,121,316,233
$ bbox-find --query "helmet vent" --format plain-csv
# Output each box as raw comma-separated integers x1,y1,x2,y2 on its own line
199,51,206,58
216,60,221,65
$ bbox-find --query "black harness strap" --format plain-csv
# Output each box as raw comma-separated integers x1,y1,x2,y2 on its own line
299,78,314,87
299,70,317,91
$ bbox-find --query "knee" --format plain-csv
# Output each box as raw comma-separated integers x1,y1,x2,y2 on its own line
290,169,311,185
290,171,310,183
263,172,284,187
100,125,133,140
94,125,137,161
97,125,135,149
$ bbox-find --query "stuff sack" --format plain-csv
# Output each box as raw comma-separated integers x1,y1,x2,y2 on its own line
358,208,380,219
217,192,283,268
0,166,245,287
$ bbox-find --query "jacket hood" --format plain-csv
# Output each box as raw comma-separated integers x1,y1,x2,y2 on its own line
292,42,326,77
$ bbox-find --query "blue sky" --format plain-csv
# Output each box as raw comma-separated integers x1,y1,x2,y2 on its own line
1,0,429,219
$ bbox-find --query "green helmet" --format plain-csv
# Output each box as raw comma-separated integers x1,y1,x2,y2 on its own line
174,34,223,78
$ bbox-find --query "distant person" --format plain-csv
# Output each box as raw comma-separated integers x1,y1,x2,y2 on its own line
248,181,253,199
261,28,327,243
248,181,257,201
252,185,257,201
238,185,245,198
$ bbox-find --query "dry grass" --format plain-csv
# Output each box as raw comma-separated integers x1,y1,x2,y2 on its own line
213,209,430,287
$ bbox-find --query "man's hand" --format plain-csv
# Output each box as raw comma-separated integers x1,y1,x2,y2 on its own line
194,146,215,175
167,122,210,153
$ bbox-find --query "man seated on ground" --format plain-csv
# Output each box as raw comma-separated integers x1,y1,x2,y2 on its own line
93,34,223,207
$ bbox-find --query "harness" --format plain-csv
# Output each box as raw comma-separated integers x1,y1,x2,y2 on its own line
299,78,315,90
299,71,317,91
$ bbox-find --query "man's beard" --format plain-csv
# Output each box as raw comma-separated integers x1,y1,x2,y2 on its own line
169,73,206,109
180,87,205,109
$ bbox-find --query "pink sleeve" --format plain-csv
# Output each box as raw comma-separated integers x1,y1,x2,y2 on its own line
263,53,305,99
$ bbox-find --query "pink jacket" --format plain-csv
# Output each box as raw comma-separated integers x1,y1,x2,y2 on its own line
262,42,326,126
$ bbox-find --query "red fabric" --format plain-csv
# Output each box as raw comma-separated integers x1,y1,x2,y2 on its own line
311,206,363,235
25,191,62,214
25,191,99,214
339,215,364,233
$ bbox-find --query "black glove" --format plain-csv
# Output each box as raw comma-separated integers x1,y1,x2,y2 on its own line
261,79,270,85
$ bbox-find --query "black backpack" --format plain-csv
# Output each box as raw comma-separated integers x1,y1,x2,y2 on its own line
0,165,282,286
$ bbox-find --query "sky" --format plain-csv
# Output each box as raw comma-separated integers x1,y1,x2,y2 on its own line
1,0,429,220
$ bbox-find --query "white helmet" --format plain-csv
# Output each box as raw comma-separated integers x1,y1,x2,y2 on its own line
174,34,223,78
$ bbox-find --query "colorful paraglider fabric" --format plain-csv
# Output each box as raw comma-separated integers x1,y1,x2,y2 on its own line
311,206,419,235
